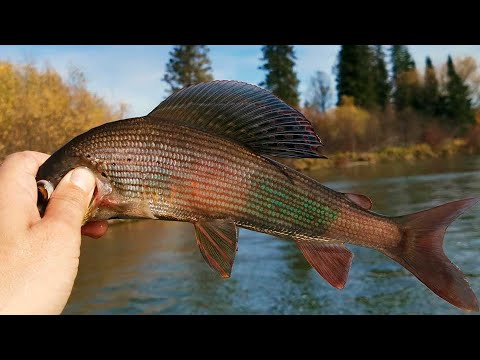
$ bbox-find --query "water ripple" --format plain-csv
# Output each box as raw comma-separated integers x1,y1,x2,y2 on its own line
64,156,480,315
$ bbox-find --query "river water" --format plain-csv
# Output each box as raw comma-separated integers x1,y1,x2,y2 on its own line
64,156,480,314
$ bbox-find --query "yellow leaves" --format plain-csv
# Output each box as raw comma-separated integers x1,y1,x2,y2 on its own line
0,61,127,159
317,96,379,152
333,96,373,137
338,95,355,107
397,69,420,86
305,96,383,153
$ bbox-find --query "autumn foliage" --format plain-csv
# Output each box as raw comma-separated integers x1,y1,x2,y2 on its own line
304,97,430,154
0,61,127,158
297,95,479,170
302,53,480,167
1,50,480,170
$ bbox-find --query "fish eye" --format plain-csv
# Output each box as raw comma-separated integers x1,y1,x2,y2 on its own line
36,180,54,216
37,180,54,200
37,185,48,202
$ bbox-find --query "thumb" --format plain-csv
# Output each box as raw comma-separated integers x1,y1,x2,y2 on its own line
43,167,96,230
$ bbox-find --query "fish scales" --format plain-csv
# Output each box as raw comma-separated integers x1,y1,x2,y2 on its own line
35,80,479,311
67,117,400,248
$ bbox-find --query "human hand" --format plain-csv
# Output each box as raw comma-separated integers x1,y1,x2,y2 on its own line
0,151,109,314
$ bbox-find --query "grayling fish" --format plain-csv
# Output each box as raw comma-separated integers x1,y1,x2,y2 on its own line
36,81,479,311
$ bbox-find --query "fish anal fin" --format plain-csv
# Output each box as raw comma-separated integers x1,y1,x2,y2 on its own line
194,219,238,278
344,192,373,210
296,240,353,289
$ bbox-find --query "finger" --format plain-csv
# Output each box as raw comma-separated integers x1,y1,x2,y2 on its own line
0,151,51,225
0,151,50,179
43,167,96,233
81,221,109,239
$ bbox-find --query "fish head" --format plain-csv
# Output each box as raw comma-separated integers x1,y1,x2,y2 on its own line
36,147,115,223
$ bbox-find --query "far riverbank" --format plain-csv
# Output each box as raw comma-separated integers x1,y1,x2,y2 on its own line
288,139,476,171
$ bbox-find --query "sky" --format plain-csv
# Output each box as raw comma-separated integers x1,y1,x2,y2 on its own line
1,45,480,116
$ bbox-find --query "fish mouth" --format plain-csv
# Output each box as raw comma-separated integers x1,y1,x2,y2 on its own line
83,177,113,224
37,176,112,223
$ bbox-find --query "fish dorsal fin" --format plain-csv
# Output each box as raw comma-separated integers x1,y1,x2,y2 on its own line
296,240,353,289
147,80,324,159
344,193,373,210
194,219,239,278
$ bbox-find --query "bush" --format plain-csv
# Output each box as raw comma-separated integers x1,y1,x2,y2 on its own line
0,61,128,159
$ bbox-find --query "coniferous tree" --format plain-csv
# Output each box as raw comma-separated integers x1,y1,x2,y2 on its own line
422,56,440,117
445,55,475,128
163,45,213,94
259,45,300,107
391,45,416,79
371,45,391,109
335,45,376,108
391,45,420,111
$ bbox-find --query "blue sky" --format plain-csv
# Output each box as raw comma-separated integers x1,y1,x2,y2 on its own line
1,45,479,116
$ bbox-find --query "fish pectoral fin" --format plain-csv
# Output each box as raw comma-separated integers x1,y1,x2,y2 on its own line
296,240,353,289
344,192,373,210
194,219,239,279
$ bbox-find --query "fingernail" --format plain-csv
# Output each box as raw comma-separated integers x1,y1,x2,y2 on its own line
70,167,95,193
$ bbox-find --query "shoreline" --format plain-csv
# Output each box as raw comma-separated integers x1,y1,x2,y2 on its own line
287,139,473,171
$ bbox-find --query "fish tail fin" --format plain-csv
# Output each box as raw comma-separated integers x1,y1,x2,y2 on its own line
385,197,480,312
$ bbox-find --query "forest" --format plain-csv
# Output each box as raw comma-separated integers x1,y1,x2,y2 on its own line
1,45,479,168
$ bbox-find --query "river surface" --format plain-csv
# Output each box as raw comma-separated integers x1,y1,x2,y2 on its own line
64,155,480,314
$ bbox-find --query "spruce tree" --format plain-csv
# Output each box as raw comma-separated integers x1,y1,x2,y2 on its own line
423,56,439,117
335,45,376,108
445,55,475,128
163,45,213,94
259,45,300,107
391,45,416,79
391,45,420,111
371,45,391,109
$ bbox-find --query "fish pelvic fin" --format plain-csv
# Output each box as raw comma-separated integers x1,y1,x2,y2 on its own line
296,240,353,289
385,197,480,312
194,219,239,278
